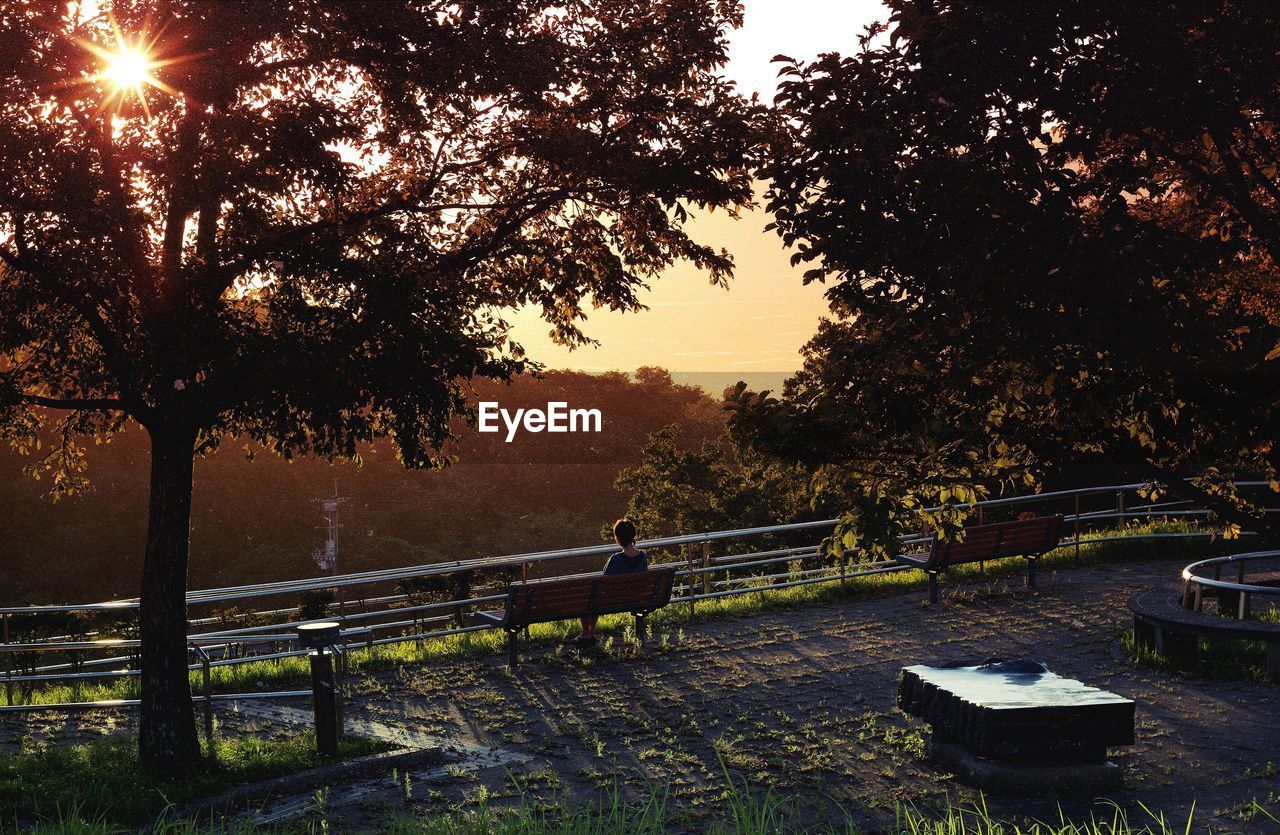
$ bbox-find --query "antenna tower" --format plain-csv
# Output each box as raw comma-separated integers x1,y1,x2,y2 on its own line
311,480,349,576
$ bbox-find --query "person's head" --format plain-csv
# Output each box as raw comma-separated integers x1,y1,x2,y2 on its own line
613,518,637,547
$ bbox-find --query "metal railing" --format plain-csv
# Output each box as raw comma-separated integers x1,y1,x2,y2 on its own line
1,481,1274,713
1181,550,1280,619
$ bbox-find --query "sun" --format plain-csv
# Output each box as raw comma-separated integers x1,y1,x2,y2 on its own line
76,21,186,115
102,46,157,94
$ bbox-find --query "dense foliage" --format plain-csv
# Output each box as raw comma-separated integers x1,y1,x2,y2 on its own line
0,0,758,768
613,421,831,561
733,0,1280,557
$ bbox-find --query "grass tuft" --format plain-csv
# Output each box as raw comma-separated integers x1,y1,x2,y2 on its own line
0,733,385,829
7,774,1277,834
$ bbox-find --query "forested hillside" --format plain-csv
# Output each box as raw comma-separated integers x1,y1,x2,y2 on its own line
0,369,724,606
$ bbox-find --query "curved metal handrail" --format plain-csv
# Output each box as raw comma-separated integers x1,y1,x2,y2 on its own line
1182,550,1280,596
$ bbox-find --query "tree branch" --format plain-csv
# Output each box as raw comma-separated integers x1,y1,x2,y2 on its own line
1206,125,1280,255
1156,132,1280,266
211,193,570,288
0,245,147,418
14,393,126,411
160,112,204,292
243,46,419,85
61,99,152,289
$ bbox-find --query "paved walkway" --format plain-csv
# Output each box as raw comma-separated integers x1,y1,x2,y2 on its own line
6,557,1277,831
280,558,1280,829
293,557,1280,832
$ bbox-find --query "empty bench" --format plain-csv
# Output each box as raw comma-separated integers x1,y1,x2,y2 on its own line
1129,587,1280,681
896,515,1064,603
472,567,675,668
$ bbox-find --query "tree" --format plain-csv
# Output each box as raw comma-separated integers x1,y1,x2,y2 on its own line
614,423,825,556
734,1,1280,555
0,0,757,771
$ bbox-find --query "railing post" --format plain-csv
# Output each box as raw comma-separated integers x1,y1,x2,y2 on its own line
196,646,214,760
1116,491,1125,526
702,542,711,596
3,613,12,707
1074,495,1082,566
687,545,696,618
977,506,986,575
333,645,346,729
454,570,470,630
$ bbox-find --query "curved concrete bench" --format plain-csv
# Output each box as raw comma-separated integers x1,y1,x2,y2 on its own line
1128,587,1280,681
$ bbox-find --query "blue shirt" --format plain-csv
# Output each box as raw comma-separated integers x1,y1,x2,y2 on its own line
603,549,648,576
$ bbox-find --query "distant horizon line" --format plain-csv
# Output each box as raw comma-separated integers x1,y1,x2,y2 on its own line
538,368,799,375
543,368,797,394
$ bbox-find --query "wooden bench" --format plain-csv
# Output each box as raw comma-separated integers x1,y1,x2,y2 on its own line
896,515,1064,603
472,568,675,668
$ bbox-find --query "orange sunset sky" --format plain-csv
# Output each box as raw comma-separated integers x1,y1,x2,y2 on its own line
508,0,887,376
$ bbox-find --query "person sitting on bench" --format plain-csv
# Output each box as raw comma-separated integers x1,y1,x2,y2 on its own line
579,518,648,643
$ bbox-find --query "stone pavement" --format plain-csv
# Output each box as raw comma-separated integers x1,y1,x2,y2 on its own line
303,557,1280,832
225,700,531,827
6,556,1276,831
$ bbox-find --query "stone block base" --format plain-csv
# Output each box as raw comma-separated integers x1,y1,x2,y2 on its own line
927,740,1123,794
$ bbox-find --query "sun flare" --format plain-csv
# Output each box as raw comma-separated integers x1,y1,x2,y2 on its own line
102,46,156,94
77,22,185,115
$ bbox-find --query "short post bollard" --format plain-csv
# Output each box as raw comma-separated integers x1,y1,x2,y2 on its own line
298,622,343,758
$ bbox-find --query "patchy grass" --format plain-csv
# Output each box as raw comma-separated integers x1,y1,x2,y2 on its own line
1121,627,1275,683
323,782,1275,835
379,783,673,835
0,732,386,829
890,795,1226,835
13,782,1278,834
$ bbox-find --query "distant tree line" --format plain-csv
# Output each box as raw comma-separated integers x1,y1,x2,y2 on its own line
0,369,725,607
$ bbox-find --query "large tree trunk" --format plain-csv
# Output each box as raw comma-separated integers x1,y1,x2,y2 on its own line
138,421,202,773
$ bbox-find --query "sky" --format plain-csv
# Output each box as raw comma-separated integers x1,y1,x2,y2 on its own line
507,0,888,376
